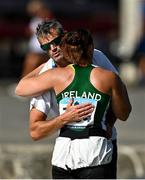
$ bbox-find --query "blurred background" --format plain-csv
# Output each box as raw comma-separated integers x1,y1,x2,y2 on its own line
0,0,145,178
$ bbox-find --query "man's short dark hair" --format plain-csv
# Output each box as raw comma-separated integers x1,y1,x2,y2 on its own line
36,19,64,38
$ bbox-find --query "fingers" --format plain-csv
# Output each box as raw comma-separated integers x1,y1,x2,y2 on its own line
79,107,94,117
64,102,95,123
76,102,92,108
66,98,74,109
80,113,92,121
77,108,94,121
77,103,94,113
74,104,94,121
69,103,94,117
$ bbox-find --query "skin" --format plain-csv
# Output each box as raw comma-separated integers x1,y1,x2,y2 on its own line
38,28,67,67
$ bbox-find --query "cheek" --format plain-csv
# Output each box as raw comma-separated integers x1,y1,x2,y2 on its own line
57,46,62,51
57,47,63,56
47,50,52,56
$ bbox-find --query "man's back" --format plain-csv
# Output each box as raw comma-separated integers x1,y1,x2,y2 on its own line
56,64,111,130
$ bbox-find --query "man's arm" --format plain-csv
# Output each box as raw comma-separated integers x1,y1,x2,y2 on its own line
30,102,94,140
111,73,132,121
29,59,57,118
105,103,117,139
15,67,58,97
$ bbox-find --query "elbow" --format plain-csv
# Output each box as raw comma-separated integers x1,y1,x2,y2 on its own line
119,104,132,121
15,81,28,97
30,124,41,141
30,126,48,141
30,131,41,141
15,85,24,97
119,114,129,121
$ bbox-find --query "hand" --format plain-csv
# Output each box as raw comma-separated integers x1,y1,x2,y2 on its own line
61,99,94,124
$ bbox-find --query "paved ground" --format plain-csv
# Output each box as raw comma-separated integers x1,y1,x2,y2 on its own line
0,79,145,146
116,86,145,145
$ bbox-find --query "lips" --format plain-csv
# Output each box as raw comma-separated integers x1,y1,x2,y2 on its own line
53,51,60,58
53,53,59,58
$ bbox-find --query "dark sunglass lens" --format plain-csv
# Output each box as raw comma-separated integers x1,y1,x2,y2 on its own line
53,37,62,45
40,36,62,51
40,43,50,51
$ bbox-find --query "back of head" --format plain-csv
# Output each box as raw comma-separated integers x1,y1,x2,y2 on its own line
36,19,64,39
61,29,94,66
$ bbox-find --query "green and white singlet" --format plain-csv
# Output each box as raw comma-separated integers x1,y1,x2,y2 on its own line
52,64,113,170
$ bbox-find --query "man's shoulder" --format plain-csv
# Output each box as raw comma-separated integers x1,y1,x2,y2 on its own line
93,49,107,60
93,49,118,74
93,49,104,55
94,68,117,89
94,65,116,77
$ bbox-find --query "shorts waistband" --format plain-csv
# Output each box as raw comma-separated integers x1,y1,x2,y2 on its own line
59,126,106,140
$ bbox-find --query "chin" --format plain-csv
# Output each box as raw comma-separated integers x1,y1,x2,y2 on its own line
54,55,63,62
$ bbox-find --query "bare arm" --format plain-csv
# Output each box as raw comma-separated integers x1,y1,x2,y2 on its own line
27,63,46,76
30,102,94,140
105,103,117,138
111,74,132,121
15,67,58,97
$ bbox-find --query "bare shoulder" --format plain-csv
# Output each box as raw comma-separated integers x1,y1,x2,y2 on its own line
93,66,117,81
44,66,68,75
90,67,119,94
45,66,72,81
95,67,122,89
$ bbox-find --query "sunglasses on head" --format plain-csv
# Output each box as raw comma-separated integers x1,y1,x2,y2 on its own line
40,36,62,51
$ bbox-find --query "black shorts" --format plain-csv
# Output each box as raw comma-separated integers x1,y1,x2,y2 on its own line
52,163,111,179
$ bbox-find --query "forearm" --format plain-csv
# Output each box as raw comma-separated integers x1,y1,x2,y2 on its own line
106,103,117,128
15,64,47,97
15,78,45,97
30,114,67,140
105,103,117,139
23,63,45,79
30,102,94,140
31,108,86,140
112,78,132,121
